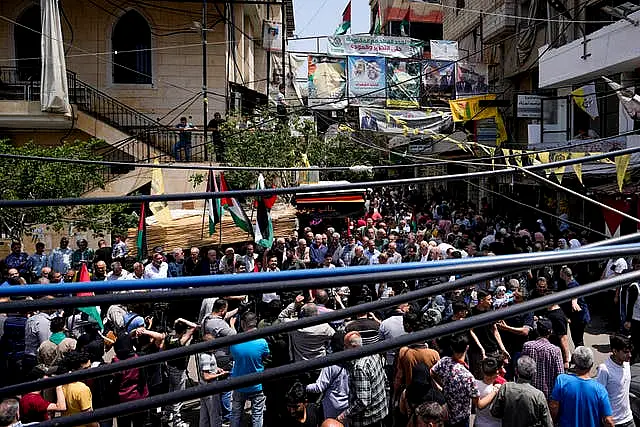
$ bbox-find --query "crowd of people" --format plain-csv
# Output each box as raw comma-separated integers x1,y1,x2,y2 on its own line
0,187,639,427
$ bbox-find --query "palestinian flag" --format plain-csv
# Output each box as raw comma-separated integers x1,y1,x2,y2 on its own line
219,172,253,234
254,174,274,248
206,170,223,235
373,3,382,35
76,263,104,330
136,202,147,261
335,1,351,35
400,8,410,36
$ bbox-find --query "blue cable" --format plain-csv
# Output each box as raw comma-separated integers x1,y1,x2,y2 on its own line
2,242,639,297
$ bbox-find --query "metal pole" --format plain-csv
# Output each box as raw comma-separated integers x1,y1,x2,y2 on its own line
202,0,209,161
266,4,271,102
281,0,286,89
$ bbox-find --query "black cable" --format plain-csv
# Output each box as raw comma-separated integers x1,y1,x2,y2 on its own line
0,270,506,397
1,229,634,398
1,144,639,208
36,268,640,427
463,179,607,237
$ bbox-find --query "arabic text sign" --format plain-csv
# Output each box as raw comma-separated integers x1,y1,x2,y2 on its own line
328,35,424,59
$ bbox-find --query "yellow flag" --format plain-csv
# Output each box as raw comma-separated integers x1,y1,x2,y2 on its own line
502,148,511,166
495,113,507,146
615,154,631,192
512,150,523,167
570,153,585,185
571,83,599,119
449,94,499,122
537,152,551,177
150,161,173,224
552,153,568,183
489,147,496,170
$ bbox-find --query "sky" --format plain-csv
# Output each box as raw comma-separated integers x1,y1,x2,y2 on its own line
289,0,370,54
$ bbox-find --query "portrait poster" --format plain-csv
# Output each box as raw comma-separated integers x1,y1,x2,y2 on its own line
347,56,386,106
308,56,348,110
262,20,282,52
455,62,489,97
421,60,455,100
386,59,421,108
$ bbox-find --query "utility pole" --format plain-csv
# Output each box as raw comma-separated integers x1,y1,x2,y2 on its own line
202,0,209,161
281,0,286,91
266,4,270,102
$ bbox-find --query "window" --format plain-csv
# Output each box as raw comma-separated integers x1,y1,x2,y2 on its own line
112,11,152,84
15,6,42,81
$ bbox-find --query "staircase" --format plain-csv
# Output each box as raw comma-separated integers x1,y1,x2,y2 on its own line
0,66,209,187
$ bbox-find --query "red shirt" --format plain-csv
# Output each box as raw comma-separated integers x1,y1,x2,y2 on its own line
20,392,51,422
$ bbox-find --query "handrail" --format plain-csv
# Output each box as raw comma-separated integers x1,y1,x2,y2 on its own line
0,67,211,190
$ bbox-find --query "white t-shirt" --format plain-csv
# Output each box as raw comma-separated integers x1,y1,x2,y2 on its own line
144,262,168,279
596,357,633,424
473,380,501,427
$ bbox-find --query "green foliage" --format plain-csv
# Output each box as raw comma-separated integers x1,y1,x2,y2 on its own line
189,173,205,189
221,113,388,193
0,139,136,241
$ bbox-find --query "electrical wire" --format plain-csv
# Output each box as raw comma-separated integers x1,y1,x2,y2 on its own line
0,145,638,208
463,179,607,236
2,132,637,174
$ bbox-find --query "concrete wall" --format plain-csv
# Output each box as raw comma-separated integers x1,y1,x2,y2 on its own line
0,0,270,127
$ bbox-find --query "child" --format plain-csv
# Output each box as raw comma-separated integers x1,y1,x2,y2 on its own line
19,366,67,423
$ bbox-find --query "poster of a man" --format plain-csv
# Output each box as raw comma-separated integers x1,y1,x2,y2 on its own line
421,60,455,101
360,111,378,130
455,62,489,97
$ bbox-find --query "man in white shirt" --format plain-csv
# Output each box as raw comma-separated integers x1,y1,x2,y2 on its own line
107,261,128,281
596,335,634,427
144,253,168,279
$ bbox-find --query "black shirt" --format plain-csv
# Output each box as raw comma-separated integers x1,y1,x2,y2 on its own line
547,307,568,350
469,306,499,354
164,334,188,370
502,312,533,354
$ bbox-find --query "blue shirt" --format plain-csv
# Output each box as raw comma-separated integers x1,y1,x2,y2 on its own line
230,338,270,393
551,373,612,427
309,243,328,265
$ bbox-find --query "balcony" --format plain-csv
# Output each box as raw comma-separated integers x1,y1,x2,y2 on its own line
482,0,516,44
539,9,640,88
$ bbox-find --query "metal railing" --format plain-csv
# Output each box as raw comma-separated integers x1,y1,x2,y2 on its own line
0,67,210,189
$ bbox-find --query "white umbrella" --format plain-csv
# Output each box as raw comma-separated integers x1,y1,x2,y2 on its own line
40,0,71,116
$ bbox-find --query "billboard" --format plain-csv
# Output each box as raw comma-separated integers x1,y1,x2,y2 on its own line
262,20,282,52
327,35,424,58
358,107,452,135
347,56,386,106
422,60,455,100
386,59,421,108
308,56,347,110
455,62,489,97
430,40,459,61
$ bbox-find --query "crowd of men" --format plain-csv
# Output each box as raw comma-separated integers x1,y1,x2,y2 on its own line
0,188,639,427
